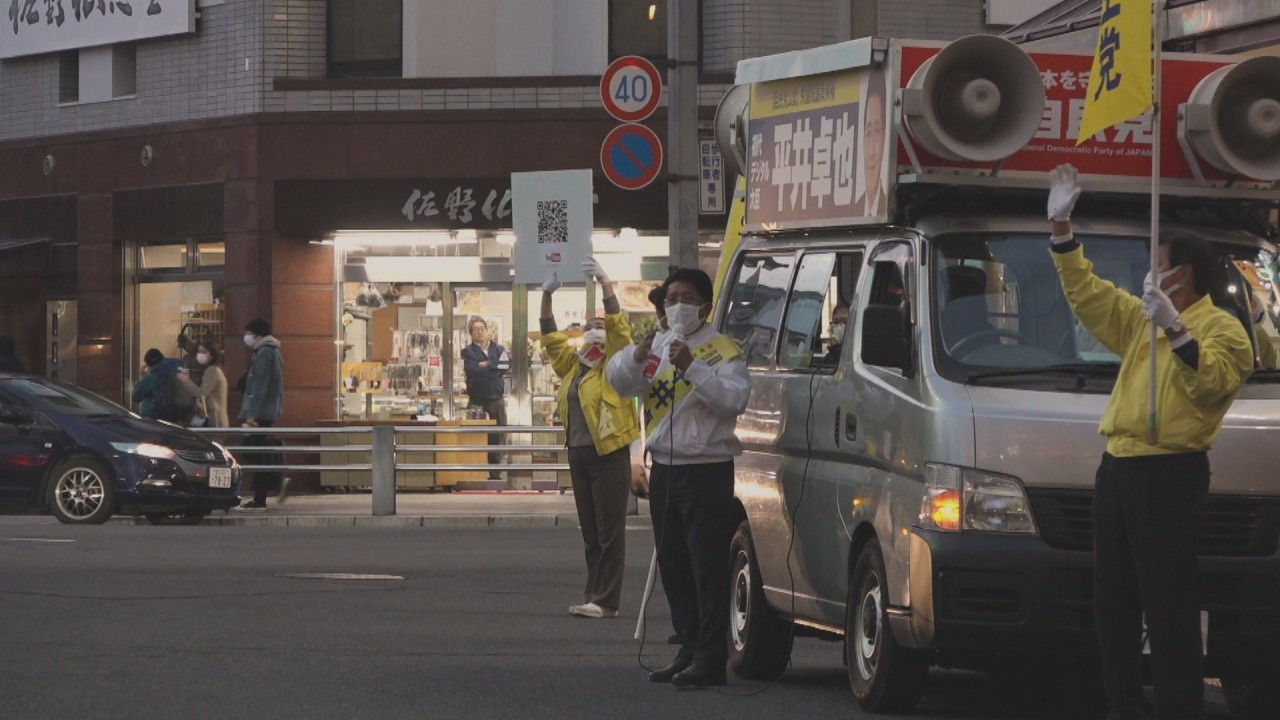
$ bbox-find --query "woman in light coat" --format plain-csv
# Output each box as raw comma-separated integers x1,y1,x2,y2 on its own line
540,258,640,619
193,338,229,427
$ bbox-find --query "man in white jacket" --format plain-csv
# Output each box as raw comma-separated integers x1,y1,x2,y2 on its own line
608,268,752,688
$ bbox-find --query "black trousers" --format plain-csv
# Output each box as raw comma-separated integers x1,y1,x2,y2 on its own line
1093,452,1210,720
648,460,735,666
247,419,284,504
480,398,507,479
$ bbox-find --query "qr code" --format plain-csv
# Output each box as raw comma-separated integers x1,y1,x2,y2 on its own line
537,199,568,244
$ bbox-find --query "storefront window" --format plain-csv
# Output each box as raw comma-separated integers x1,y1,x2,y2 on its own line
139,243,187,271
197,241,226,268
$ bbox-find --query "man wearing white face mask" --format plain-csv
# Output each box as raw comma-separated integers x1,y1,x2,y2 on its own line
1047,165,1252,720
237,318,286,509
608,268,751,688
540,257,640,619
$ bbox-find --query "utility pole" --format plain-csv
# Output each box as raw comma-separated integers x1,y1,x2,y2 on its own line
667,0,700,271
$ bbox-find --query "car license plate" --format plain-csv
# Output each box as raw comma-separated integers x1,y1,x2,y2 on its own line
209,467,232,489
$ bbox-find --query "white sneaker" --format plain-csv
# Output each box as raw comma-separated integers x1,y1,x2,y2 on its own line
569,602,617,619
277,477,291,505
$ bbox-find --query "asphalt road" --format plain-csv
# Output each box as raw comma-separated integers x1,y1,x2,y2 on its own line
0,520,1232,720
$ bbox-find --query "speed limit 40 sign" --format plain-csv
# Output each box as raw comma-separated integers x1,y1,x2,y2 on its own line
600,56,663,123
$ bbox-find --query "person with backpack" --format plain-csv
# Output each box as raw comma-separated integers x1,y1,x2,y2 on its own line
132,348,197,423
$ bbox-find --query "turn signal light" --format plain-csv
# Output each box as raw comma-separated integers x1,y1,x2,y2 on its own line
927,489,962,531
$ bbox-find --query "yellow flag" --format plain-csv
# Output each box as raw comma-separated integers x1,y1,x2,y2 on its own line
712,175,748,303
1076,0,1153,145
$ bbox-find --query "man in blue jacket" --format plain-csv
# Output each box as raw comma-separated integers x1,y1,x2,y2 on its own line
461,317,509,480
238,318,286,509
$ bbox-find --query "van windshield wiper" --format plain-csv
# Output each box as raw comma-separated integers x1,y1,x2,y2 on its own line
967,362,1121,384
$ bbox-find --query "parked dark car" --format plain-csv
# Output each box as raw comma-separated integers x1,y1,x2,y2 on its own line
0,373,241,525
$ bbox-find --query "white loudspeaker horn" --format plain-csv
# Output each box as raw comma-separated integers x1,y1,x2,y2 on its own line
903,35,1046,163
1184,56,1280,182
715,84,750,178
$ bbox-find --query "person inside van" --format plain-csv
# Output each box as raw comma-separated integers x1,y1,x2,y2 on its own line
821,303,850,366
1047,164,1253,720
607,268,752,688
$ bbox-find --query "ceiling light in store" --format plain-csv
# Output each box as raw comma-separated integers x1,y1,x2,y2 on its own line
330,231,475,247
496,232,517,246
454,229,478,242
592,231,619,244
618,227,639,241
649,4,657,21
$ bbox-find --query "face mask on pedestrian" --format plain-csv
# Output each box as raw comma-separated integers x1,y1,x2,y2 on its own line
830,322,846,343
243,333,257,348
576,328,607,368
666,302,706,336
1143,265,1184,296
196,352,211,365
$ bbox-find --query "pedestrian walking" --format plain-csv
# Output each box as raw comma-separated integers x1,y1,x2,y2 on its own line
461,316,509,480
238,318,286,509
540,258,640,620
1047,164,1253,720
133,348,197,423
0,336,26,373
607,268,752,688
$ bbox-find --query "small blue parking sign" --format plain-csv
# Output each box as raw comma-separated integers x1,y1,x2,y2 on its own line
600,124,664,190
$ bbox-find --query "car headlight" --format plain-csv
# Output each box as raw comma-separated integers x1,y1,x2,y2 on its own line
110,442,177,460
919,463,1037,535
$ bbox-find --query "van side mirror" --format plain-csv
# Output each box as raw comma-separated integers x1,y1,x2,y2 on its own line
861,304,912,371
0,406,35,426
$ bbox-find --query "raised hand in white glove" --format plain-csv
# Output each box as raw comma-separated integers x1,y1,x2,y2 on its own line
541,270,561,294
1142,283,1183,332
1048,164,1082,223
582,256,611,285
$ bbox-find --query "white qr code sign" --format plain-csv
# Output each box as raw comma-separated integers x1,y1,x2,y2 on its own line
511,169,594,284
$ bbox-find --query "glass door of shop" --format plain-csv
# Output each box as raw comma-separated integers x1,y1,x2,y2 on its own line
124,239,225,407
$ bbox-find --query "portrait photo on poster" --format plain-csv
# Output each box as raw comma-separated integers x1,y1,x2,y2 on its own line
854,67,890,219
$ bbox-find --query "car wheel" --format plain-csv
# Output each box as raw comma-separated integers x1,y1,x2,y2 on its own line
728,521,793,680
846,538,927,713
145,512,209,526
47,456,116,525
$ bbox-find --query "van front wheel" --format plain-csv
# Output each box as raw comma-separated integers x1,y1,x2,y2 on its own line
727,521,793,680
846,538,927,713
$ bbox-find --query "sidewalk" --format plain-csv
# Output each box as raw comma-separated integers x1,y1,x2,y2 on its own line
110,490,654,528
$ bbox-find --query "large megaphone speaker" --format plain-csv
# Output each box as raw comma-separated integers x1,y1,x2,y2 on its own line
902,35,1046,163
715,84,750,178
1183,56,1280,182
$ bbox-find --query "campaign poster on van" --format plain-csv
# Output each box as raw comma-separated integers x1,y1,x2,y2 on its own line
511,169,593,284
745,67,892,231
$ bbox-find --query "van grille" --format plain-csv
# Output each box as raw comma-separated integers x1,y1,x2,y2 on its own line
1028,489,1280,557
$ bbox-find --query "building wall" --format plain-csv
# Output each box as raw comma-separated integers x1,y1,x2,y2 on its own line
702,0,840,74
879,0,988,41
0,0,264,142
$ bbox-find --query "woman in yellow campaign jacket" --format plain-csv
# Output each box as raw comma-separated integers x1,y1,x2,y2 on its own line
539,257,640,619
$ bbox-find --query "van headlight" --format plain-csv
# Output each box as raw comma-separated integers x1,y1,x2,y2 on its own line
920,463,1037,535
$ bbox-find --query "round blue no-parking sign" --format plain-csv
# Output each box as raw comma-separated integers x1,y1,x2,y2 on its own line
600,124,664,190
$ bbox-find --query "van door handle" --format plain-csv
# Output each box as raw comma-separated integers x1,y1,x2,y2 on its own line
845,413,857,441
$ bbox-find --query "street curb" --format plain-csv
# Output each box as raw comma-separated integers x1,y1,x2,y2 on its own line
108,514,654,529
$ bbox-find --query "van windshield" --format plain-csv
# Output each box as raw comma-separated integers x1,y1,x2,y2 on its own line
931,233,1279,385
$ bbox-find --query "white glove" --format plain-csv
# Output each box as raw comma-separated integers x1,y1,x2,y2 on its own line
541,270,561,294
1048,164,1082,223
1142,284,1182,332
582,256,610,285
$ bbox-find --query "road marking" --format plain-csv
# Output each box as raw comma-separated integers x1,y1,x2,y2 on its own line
0,538,75,543
276,573,404,581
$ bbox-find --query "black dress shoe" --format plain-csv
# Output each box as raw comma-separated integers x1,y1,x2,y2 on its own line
672,660,727,688
648,654,694,683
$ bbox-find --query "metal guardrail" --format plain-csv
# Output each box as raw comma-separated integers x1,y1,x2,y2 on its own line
190,425,570,516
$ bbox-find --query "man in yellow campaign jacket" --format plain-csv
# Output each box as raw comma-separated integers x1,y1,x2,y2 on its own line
1047,164,1253,720
540,257,640,620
